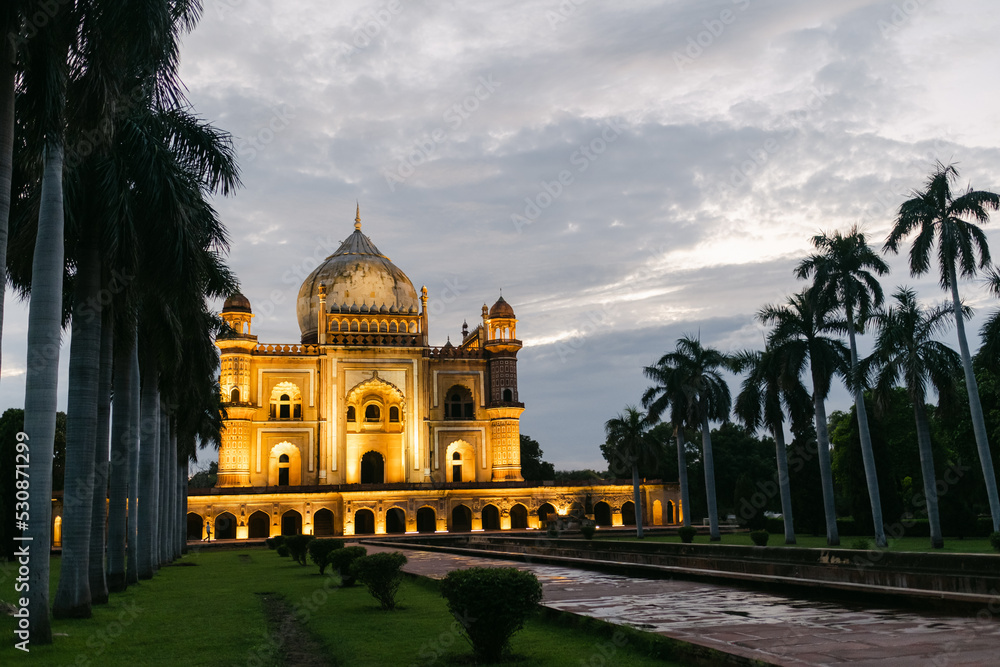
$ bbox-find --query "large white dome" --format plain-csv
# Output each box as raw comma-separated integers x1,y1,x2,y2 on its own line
296,218,419,343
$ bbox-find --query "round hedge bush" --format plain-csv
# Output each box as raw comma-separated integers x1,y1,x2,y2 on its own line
350,551,407,610
749,530,769,547
440,567,543,662
677,526,697,543
308,538,344,574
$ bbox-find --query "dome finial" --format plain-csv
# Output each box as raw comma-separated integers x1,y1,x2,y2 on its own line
355,202,361,230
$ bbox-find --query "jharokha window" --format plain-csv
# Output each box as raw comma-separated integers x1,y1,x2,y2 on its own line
389,406,400,422
269,382,302,420
346,406,356,422
365,404,381,423
445,385,474,420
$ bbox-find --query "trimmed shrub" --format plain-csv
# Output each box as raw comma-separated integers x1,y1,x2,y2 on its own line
265,536,284,550
350,551,407,610
580,521,596,540
440,567,543,662
330,546,368,586
308,538,345,574
990,531,1000,553
677,526,697,543
276,544,290,558
850,538,872,550
749,530,769,547
286,534,314,566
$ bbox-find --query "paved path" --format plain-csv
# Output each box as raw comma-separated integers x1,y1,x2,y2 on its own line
362,543,1000,666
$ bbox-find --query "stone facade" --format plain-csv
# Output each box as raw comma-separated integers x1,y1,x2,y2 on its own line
186,210,680,538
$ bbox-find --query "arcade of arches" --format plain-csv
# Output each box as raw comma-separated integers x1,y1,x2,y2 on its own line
184,482,681,539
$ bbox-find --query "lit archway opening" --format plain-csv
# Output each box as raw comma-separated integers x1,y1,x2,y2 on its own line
360,451,385,484
510,504,528,530
482,504,500,531
386,508,406,534
417,507,436,533
248,511,270,538
622,501,636,525
215,512,237,540
594,502,612,527
355,509,375,535
451,505,472,532
314,508,335,536
281,510,302,536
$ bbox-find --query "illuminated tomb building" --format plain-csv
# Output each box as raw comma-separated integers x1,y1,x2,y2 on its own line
185,210,678,539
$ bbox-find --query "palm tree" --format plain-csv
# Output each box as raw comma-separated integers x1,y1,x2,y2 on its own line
867,288,964,548
644,335,730,541
642,363,692,527
796,226,890,547
604,407,652,538
884,163,1000,531
730,347,810,544
759,289,848,546
980,266,1000,374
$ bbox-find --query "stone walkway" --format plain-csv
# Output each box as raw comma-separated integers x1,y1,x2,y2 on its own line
362,543,1000,666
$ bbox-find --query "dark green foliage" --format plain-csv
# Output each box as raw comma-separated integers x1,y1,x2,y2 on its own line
520,434,555,481
677,526,697,543
580,521,596,540
307,538,344,574
265,535,285,550
350,551,407,610
285,535,313,566
330,546,367,586
553,469,607,482
440,567,543,662
188,462,218,489
276,545,290,557
749,530,769,546
733,473,768,530
851,538,871,550
990,532,1000,552
829,394,908,532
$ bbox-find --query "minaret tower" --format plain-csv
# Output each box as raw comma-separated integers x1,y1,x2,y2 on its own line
483,295,524,481
217,293,257,487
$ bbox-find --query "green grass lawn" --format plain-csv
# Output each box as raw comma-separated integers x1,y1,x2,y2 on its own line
597,531,999,554
1,548,688,666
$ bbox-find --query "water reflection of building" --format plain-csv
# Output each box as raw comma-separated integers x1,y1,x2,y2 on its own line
185,210,678,539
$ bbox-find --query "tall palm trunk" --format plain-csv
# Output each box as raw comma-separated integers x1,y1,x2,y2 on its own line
846,316,887,547
771,425,796,544
0,39,14,381
913,399,943,548
89,307,113,603
157,409,170,565
138,348,160,579
23,143,67,644
812,372,840,546
126,339,141,585
949,268,1000,531
701,411,720,541
107,329,135,592
54,240,103,619
674,425,691,526
630,461,644,538
181,459,190,554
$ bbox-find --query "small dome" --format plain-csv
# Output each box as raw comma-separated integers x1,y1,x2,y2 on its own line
489,295,515,319
223,293,252,313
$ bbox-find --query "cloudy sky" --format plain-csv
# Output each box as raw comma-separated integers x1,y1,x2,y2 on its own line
4,0,1000,471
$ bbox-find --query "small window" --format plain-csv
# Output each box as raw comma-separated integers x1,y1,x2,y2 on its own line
502,388,513,402
445,386,474,420
346,406,356,422
452,451,461,461
279,454,289,463
365,404,381,422
279,394,290,419
230,388,240,403
389,406,400,422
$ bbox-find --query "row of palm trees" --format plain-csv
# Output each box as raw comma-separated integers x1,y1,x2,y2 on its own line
3,1,239,644
607,164,1000,547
